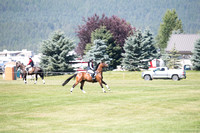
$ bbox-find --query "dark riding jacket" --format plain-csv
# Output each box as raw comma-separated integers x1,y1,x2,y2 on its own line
87,61,94,71
27,59,34,67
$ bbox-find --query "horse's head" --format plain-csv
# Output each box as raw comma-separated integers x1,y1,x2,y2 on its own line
16,61,24,69
101,61,108,68
96,60,108,72
16,61,20,69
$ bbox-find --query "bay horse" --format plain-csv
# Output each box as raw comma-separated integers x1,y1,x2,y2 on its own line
62,61,110,93
16,61,45,84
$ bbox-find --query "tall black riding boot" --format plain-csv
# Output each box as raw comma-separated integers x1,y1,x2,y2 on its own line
92,73,95,80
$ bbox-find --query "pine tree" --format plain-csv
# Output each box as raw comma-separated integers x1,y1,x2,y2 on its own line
40,31,76,74
167,45,181,69
85,26,122,69
84,39,110,64
84,26,113,54
106,43,122,70
140,29,158,69
122,30,143,71
156,9,183,52
192,39,200,70
122,29,158,71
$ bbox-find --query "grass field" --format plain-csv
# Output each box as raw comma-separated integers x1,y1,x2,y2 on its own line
0,71,200,133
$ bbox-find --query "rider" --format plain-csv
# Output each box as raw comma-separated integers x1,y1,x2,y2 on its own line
87,59,95,80
26,56,34,72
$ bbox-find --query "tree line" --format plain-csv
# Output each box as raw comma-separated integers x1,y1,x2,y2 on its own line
0,0,200,52
40,9,200,72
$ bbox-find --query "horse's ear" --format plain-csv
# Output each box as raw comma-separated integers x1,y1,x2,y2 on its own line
101,59,105,63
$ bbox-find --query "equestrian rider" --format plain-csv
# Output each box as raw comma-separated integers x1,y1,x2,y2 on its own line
87,59,95,80
26,56,34,72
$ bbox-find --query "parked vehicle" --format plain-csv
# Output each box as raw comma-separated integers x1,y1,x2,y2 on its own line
142,67,186,81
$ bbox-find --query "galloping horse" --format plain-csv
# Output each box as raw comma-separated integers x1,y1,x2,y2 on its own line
62,61,110,93
16,61,45,84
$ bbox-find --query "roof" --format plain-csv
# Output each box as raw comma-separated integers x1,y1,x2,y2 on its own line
166,34,200,54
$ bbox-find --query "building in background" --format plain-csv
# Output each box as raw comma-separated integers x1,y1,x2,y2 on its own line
166,34,200,69
0,49,34,72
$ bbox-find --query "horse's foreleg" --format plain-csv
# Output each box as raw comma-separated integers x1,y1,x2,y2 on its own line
23,74,27,84
102,80,110,91
99,80,106,93
80,81,86,93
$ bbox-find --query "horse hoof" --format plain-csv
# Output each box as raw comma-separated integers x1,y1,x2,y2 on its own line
103,91,106,93
70,91,72,94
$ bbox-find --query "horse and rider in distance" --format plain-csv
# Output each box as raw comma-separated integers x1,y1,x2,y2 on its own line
16,56,45,84
16,56,109,93
62,59,110,93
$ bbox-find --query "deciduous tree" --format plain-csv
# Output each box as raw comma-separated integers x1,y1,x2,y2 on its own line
156,9,183,52
76,14,134,56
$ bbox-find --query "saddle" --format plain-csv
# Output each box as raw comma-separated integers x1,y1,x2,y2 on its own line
87,71,97,81
27,67,35,74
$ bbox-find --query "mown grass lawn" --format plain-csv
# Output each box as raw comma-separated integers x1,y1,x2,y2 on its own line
0,71,200,133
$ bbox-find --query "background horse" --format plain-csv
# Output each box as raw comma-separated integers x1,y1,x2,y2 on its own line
62,61,110,93
16,61,45,84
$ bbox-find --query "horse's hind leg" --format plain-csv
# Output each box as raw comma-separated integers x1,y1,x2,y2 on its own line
80,81,86,93
102,80,110,91
70,80,80,94
39,72,45,84
34,74,38,84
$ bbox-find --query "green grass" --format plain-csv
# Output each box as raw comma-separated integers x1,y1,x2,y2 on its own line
0,71,200,133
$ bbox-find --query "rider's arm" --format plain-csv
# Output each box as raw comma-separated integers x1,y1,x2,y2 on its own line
27,60,31,65
89,62,93,70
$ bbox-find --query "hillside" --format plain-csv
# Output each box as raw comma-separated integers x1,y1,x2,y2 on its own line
0,0,200,53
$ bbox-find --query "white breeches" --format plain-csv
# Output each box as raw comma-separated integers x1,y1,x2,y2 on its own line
25,65,31,69
87,70,94,74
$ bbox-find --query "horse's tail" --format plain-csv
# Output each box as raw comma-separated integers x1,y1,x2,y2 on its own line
62,73,77,86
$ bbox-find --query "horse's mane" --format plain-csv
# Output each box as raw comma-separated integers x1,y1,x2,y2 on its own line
17,61,25,67
95,63,100,71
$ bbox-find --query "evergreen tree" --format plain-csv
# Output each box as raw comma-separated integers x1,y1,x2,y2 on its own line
84,26,113,54
156,9,183,52
122,30,143,71
85,26,122,69
84,39,110,64
106,43,122,70
192,39,200,70
40,31,76,74
122,29,158,71
161,52,170,67
140,29,158,69
167,45,181,69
